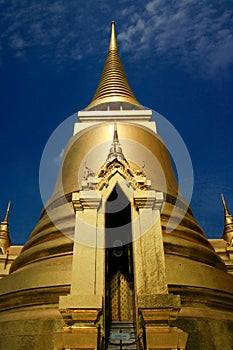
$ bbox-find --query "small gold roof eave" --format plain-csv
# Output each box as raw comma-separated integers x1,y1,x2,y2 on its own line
85,21,143,111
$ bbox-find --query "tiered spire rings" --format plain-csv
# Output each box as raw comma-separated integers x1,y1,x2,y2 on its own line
85,21,142,110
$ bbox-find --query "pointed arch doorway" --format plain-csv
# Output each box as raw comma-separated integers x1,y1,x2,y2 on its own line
105,184,137,348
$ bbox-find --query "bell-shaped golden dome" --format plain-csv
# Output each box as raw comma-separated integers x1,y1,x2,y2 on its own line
10,122,224,273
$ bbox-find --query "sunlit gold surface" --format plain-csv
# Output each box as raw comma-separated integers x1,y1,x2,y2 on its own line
9,122,225,274
1,21,233,350
109,20,118,51
85,22,143,110
53,122,179,198
210,238,233,274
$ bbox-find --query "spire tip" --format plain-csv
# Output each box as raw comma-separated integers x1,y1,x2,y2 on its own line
3,201,11,222
221,193,230,216
109,20,118,51
0,201,11,252
221,194,233,246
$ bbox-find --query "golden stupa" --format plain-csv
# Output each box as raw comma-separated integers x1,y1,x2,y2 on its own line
0,22,232,350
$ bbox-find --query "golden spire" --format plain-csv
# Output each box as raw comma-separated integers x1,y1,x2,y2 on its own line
0,201,11,253
85,21,143,110
3,201,11,222
221,194,233,246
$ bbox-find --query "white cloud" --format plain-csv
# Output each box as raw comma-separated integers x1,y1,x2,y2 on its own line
117,0,233,77
0,0,100,64
0,0,232,77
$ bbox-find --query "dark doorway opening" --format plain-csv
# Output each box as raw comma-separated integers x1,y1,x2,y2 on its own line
105,184,137,349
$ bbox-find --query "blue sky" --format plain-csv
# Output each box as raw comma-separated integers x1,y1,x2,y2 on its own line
0,0,233,244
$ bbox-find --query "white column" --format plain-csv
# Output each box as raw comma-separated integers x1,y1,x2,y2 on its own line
59,190,103,310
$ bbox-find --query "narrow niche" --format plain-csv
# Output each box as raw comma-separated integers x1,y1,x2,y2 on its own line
105,184,136,345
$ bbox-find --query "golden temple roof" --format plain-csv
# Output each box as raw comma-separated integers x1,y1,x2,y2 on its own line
85,21,143,110
221,194,233,246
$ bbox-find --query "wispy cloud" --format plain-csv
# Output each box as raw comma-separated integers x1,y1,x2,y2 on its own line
0,0,232,77
117,0,233,77
0,0,107,64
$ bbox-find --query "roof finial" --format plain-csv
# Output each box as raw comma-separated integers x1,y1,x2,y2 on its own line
3,201,11,223
109,21,118,51
0,201,11,253
221,194,231,216
221,194,233,246
107,123,125,162
113,121,119,143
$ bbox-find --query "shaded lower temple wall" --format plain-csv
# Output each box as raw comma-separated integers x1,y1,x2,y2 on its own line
0,311,233,350
174,317,233,350
0,316,65,350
